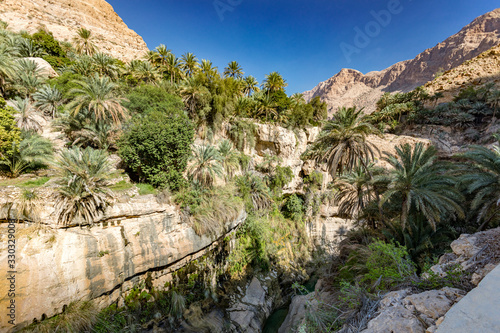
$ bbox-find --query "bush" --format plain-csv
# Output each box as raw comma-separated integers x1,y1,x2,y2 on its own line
118,110,194,191
123,84,184,115
282,193,305,222
0,99,20,158
29,29,66,57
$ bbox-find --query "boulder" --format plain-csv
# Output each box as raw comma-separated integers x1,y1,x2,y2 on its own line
278,293,317,333
24,57,58,78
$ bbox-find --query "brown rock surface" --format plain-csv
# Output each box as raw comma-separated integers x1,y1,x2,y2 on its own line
304,9,500,114
0,0,149,62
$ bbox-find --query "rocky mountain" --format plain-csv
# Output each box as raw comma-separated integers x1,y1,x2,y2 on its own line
304,8,500,114
0,0,149,61
424,44,500,103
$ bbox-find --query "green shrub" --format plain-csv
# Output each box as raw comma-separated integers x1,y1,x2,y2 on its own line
29,29,66,57
0,98,21,158
282,194,304,222
362,240,416,290
123,84,184,115
118,110,194,191
136,183,157,195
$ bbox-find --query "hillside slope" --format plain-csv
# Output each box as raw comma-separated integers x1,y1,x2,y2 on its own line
304,8,500,114
0,0,149,61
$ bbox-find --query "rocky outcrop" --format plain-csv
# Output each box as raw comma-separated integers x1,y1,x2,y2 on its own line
24,57,58,78
278,293,317,333
361,288,466,333
428,227,500,286
435,263,500,333
227,274,282,333
1,0,149,62
424,44,500,104
0,194,246,331
304,9,500,114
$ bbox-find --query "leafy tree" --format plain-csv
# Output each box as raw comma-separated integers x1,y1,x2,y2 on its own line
118,110,194,191
305,106,379,178
53,147,114,226
29,29,66,57
0,98,21,157
283,194,304,222
68,74,128,124
124,84,184,115
187,144,223,188
72,28,98,56
381,143,464,230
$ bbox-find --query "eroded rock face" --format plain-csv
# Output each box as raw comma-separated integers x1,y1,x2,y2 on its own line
429,227,500,286
361,288,465,333
278,293,318,333
227,274,282,333
0,195,246,331
304,9,500,114
1,0,149,62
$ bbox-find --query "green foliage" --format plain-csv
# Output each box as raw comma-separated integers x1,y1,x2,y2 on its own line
228,118,256,150
0,97,20,157
282,193,305,222
268,165,294,195
29,29,66,57
118,110,194,191
235,172,272,211
343,240,416,290
53,147,114,226
136,183,157,195
124,84,184,115
304,106,379,178
19,177,50,188
187,144,223,188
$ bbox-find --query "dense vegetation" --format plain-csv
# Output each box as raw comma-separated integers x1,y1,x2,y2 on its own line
2,20,500,333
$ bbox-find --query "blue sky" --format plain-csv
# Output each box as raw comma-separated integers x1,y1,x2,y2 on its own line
107,0,499,94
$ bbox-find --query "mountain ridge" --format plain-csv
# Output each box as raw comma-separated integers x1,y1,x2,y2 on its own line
0,0,149,62
304,8,500,114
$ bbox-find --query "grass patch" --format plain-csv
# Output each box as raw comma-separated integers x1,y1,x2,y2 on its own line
108,180,133,191
136,183,157,195
19,177,51,188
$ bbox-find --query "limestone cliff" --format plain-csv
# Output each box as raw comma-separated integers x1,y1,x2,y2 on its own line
0,0,149,61
304,8,500,114
0,192,246,331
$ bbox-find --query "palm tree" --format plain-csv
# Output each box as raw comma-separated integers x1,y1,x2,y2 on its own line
180,52,199,77
243,76,259,96
179,77,211,121
0,133,53,177
0,44,17,96
68,55,95,76
127,60,160,84
33,85,63,118
254,93,278,121
92,53,119,79
217,139,239,180
68,74,128,124
200,59,219,80
11,97,42,133
459,141,500,230
53,147,114,226
17,38,45,57
187,144,223,188
14,59,45,98
306,106,379,178
381,143,464,230
262,71,287,93
487,89,500,121
224,61,244,79
235,172,272,211
333,165,380,220
72,28,98,56
166,54,183,83
153,44,172,68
